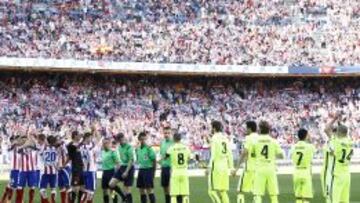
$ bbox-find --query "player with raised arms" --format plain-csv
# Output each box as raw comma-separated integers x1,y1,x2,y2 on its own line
322,112,342,203
0,136,22,203
166,132,191,203
57,139,72,203
290,129,315,203
324,113,353,203
39,135,59,203
15,134,39,203
251,121,284,203
79,131,102,203
207,120,234,203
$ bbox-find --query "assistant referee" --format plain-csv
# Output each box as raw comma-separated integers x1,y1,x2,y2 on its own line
101,138,121,203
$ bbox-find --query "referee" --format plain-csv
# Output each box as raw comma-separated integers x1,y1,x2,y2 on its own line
160,126,173,203
136,132,157,203
101,138,121,203
109,133,135,203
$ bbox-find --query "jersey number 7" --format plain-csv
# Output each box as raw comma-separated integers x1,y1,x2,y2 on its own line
296,152,303,166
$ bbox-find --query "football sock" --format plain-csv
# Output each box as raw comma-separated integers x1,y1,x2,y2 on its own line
15,189,24,203
148,193,156,203
237,194,245,203
126,193,133,203
140,194,147,203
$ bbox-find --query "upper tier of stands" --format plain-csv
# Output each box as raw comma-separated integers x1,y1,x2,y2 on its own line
1,0,359,66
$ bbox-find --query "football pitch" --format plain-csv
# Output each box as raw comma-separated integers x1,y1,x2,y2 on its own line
1,174,359,203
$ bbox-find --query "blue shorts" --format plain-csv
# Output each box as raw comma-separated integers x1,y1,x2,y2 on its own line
136,168,154,189
18,171,39,188
58,166,71,188
82,171,96,192
35,170,40,187
9,170,19,188
40,174,57,189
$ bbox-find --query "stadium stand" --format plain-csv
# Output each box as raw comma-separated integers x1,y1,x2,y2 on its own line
0,73,360,154
0,0,360,66
1,2,360,203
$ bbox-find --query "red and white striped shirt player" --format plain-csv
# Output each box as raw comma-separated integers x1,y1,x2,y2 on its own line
1,144,20,202
9,147,20,171
80,142,100,172
36,143,44,172
39,145,59,175
15,143,39,203
58,142,70,168
18,148,38,172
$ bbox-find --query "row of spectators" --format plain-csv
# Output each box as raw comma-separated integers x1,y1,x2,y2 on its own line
0,0,360,66
1,73,360,151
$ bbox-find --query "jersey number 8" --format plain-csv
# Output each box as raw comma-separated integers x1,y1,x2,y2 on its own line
178,153,184,165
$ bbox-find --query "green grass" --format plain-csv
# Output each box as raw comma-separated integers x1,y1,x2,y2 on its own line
1,174,359,202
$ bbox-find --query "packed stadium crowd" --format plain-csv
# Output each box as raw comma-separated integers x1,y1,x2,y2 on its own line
1,73,360,153
1,0,360,66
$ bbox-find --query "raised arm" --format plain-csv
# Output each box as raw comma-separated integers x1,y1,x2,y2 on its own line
324,112,341,139
92,122,104,147
227,141,234,171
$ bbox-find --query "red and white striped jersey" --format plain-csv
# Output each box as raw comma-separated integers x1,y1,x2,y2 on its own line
39,145,59,175
18,148,38,172
36,143,45,171
80,142,99,172
58,143,70,168
9,147,20,170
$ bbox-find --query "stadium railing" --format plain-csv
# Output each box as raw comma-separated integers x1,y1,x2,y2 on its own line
1,57,360,76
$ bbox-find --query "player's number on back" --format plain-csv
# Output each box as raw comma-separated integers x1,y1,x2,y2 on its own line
178,153,185,165
339,149,353,163
261,145,268,159
296,152,303,166
45,151,56,162
221,142,227,154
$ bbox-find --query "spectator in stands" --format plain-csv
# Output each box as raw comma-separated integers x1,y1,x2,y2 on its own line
1,73,360,152
0,0,359,66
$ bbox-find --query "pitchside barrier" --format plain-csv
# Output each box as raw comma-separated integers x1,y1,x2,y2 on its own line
1,57,360,76
0,159,359,180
